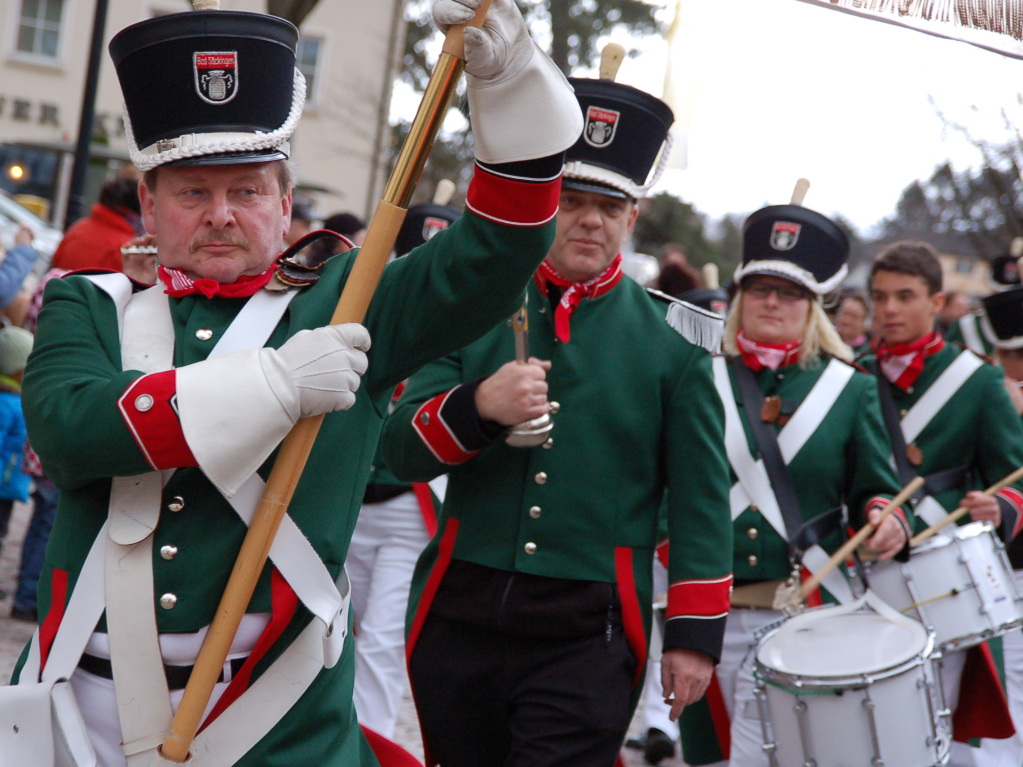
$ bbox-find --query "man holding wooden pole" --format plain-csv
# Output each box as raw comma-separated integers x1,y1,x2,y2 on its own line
9,1,582,765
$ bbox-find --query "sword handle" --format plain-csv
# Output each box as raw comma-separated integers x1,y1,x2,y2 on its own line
512,300,529,363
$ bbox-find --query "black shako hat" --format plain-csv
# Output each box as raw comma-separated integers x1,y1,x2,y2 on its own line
563,78,673,200
735,204,849,296
394,202,461,258
109,11,302,171
981,286,1023,349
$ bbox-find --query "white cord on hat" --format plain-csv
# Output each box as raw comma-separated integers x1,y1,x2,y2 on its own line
123,67,306,171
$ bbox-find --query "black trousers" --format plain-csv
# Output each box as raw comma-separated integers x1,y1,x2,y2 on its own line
409,612,636,767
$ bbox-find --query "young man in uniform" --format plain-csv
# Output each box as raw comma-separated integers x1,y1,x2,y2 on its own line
10,2,583,765
381,75,733,767
971,284,1023,767
866,240,1023,764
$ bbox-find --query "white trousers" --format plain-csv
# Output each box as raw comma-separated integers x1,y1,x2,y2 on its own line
70,617,266,767
348,490,429,739
975,571,1023,767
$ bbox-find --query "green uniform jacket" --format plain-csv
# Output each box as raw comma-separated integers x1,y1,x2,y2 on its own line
14,171,559,766
862,344,1023,540
679,355,905,766
724,356,906,583
382,278,734,674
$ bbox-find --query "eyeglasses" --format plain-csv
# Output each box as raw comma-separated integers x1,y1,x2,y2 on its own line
744,282,810,303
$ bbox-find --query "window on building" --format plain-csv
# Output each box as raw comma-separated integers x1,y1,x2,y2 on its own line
297,35,323,104
16,0,65,60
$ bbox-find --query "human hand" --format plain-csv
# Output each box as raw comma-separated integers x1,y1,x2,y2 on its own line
661,648,714,721
475,357,550,425
262,324,370,420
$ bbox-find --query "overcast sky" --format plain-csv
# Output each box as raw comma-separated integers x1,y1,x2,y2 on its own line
394,0,1023,236
608,0,1023,235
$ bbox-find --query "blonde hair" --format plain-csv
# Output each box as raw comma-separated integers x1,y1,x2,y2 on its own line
724,289,853,367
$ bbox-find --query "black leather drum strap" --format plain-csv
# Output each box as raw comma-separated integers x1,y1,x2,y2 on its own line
876,376,970,501
877,375,918,488
730,359,806,546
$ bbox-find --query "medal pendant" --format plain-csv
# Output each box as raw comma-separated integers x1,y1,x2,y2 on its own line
761,395,781,424
906,443,923,466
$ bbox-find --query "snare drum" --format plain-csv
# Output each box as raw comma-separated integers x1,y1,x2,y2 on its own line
868,521,1023,651
754,597,947,767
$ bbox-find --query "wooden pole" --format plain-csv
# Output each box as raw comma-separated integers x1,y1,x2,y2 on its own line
160,3,492,760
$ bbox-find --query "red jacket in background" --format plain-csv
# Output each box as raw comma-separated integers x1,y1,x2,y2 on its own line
51,204,136,272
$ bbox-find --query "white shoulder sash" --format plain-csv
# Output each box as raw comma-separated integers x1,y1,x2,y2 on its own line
900,350,983,446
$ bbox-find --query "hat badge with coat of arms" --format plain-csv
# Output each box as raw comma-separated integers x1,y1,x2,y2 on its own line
194,51,238,104
584,105,621,148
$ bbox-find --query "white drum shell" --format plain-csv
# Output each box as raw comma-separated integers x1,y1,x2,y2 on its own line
754,606,946,767
868,521,1023,651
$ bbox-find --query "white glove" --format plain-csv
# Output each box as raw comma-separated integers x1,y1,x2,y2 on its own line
175,323,369,498
433,0,533,86
261,324,370,420
431,0,583,164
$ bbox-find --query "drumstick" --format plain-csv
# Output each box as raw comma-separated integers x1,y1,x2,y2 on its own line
774,476,924,611
911,465,1023,545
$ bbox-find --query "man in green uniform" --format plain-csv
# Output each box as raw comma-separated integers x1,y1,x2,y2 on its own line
10,2,583,766
866,240,1023,765
381,75,732,767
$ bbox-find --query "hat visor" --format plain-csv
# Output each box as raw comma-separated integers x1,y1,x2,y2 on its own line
163,148,288,168
561,177,632,200
738,267,814,293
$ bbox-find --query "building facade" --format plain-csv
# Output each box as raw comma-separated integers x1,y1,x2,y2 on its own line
0,0,407,226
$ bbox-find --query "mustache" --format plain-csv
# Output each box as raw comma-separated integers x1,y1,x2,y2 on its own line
189,231,248,253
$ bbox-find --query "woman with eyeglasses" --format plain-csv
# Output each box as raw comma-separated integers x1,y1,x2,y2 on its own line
677,204,911,767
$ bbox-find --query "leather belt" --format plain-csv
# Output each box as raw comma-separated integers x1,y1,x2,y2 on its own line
730,579,785,609
78,652,247,691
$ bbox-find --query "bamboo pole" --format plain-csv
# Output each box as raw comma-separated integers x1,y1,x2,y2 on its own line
160,3,492,760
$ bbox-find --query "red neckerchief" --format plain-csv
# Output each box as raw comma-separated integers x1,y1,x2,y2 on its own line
876,331,944,390
736,330,801,372
158,263,277,299
533,254,623,343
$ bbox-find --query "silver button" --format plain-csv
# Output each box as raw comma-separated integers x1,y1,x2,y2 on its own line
749,503,758,513
549,401,561,415
542,437,554,449
907,386,914,394
524,542,537,555
135,394,154,412
167,496,184,512
747,528,758,540
160,593,178,610
534,472,548,485
195,328,214,341
160,545,178,560
529,506,542,519
748,555,759,567
899,409,907,418
420,413,430,426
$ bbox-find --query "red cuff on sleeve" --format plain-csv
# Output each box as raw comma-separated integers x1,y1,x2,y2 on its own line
412,389,482,465
666,575,733,621
118,371,197,470
998,487,1023,538
464,163,561,227
865,495,910,533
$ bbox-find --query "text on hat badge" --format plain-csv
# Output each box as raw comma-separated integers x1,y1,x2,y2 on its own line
583,105,620,148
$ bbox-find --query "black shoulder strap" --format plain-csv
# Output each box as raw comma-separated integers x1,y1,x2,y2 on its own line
876,374,917,487
729,358,805,544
